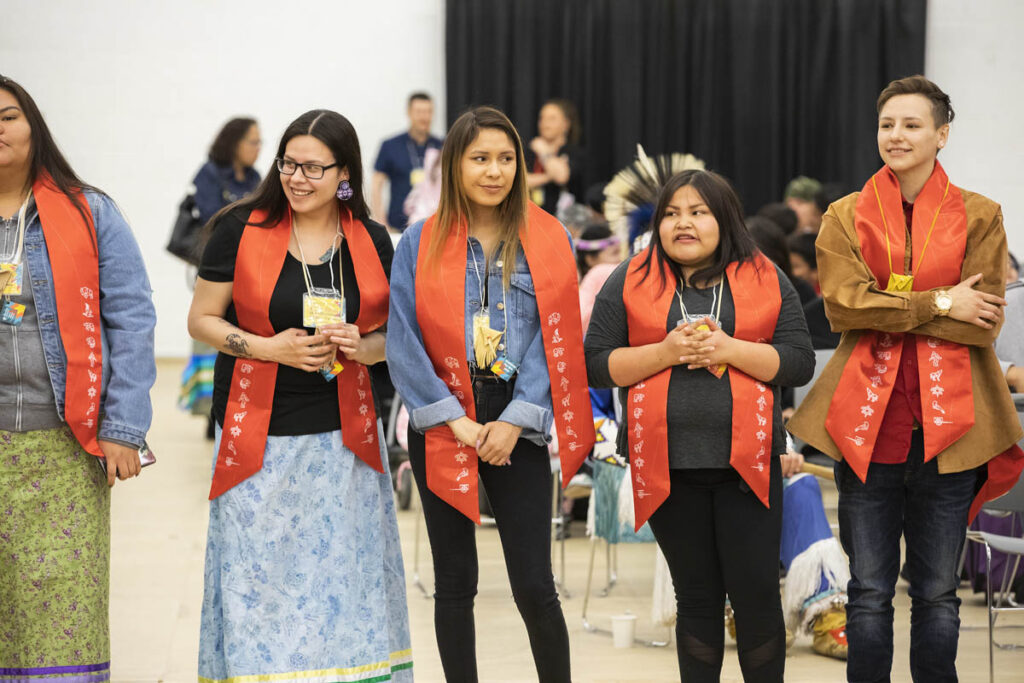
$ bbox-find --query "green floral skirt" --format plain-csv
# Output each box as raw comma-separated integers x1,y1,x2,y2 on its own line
0,427,111,680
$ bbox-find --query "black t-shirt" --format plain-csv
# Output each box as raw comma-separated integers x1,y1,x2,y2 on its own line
584,261,815,469
525,144,586,215
198,210,394,436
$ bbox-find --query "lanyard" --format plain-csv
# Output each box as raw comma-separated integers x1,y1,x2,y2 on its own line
677,276,723,324
1,192,30,266
872,175,950,285
468,238,510,331
293,217,344,298
406,138,426,169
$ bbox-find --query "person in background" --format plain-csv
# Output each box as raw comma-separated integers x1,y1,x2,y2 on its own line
784,176,823,233
372,92,443,231
387,106,593,683
181,118,262,439
585,169,814,681
746,216,815,305
813,183,846,222
744,212,848,659
757,202,799,236
193,117,262,225
403,145,442,226
188,109,411,680
788,75,1024,683
526,99,586,216
788,231,819,294
0,74,156,681
1007,251,1020,284
575,222,621,280
997,252,1023,392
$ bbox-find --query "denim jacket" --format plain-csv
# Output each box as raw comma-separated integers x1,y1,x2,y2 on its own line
387,219,553,445
21,190,157,447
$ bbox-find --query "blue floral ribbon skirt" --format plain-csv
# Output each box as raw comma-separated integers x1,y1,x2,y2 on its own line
198,426,412,682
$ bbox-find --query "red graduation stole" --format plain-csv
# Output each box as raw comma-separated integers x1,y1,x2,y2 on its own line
209,205,389,499
414,203,595,523
825,162,1024,520
825,162,972,480
623,250,781,530
33,174,103,456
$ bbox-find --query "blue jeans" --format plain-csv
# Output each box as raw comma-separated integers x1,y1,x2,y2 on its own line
835,429,978,683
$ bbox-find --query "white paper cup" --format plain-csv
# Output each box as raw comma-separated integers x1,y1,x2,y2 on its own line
611,613,637,648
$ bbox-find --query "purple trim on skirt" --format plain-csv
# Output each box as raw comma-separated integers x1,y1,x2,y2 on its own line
0,662,109,679
0,675,109,683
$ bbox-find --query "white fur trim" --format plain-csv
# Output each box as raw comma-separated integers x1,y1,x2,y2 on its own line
782,537,850,633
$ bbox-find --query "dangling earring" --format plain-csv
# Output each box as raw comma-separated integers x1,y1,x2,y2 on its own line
336,180,354,201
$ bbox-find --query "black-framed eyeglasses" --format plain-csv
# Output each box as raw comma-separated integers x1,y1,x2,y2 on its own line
276,157,338,180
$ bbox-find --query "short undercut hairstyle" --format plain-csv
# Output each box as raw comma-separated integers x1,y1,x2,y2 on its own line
877,75,954,128
408,92,432,107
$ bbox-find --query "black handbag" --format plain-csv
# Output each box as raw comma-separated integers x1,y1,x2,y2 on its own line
166,192,204,265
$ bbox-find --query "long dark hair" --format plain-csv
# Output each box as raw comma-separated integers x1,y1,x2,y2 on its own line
430,106,529,290
635,169,757,292
211,109,368,230
0,74,100,227
208,117,257,166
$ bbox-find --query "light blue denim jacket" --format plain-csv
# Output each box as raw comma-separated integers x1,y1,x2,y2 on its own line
21,190,156,447
387,219,554,445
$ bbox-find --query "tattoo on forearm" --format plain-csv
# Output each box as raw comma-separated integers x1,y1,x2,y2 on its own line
225,333,252,358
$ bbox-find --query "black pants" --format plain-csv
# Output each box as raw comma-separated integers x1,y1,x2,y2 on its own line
647,460,785,683
407,377,571,683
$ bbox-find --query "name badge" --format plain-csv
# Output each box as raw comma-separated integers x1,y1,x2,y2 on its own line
410,168,426,187
886,273,914,293
303,288,345,329
1,262,23,297
677,313,718,330
677,314,725,378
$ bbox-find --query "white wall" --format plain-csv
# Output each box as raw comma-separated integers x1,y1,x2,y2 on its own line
926,0,1024,261
3,0,1021,356
0,0,446,356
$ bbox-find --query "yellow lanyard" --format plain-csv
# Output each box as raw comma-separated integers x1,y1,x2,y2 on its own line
872,175,950,292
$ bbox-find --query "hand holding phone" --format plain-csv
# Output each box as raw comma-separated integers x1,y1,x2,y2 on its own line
97,441,156,485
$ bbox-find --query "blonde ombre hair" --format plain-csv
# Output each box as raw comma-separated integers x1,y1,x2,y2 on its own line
429,106,529,289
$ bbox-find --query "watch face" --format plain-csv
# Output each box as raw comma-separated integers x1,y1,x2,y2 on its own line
937,293,953,310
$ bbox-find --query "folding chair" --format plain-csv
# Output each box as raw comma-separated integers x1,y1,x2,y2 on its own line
580,459,668,647
964,396,1024,682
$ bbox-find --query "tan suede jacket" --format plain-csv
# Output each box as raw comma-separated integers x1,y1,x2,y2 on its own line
788,189,1022,473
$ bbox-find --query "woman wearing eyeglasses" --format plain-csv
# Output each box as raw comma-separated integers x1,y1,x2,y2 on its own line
187,110,412,682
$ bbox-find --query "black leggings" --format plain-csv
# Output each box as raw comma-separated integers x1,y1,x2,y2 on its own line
407,377,570,683
647,461,785,683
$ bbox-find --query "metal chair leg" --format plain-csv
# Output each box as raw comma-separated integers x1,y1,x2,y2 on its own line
411,486,431,599
987,544,994,683
552,468,571,598
582,536,599,631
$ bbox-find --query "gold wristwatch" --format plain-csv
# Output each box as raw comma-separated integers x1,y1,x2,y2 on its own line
934,290,953,316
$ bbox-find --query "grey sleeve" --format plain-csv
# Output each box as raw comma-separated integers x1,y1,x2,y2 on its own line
769,267,816,388
994,286,1024,374
584,261,632,389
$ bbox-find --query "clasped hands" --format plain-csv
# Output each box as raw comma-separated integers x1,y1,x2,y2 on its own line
447,416,522,467
661,316,734,370
265,324,375,372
